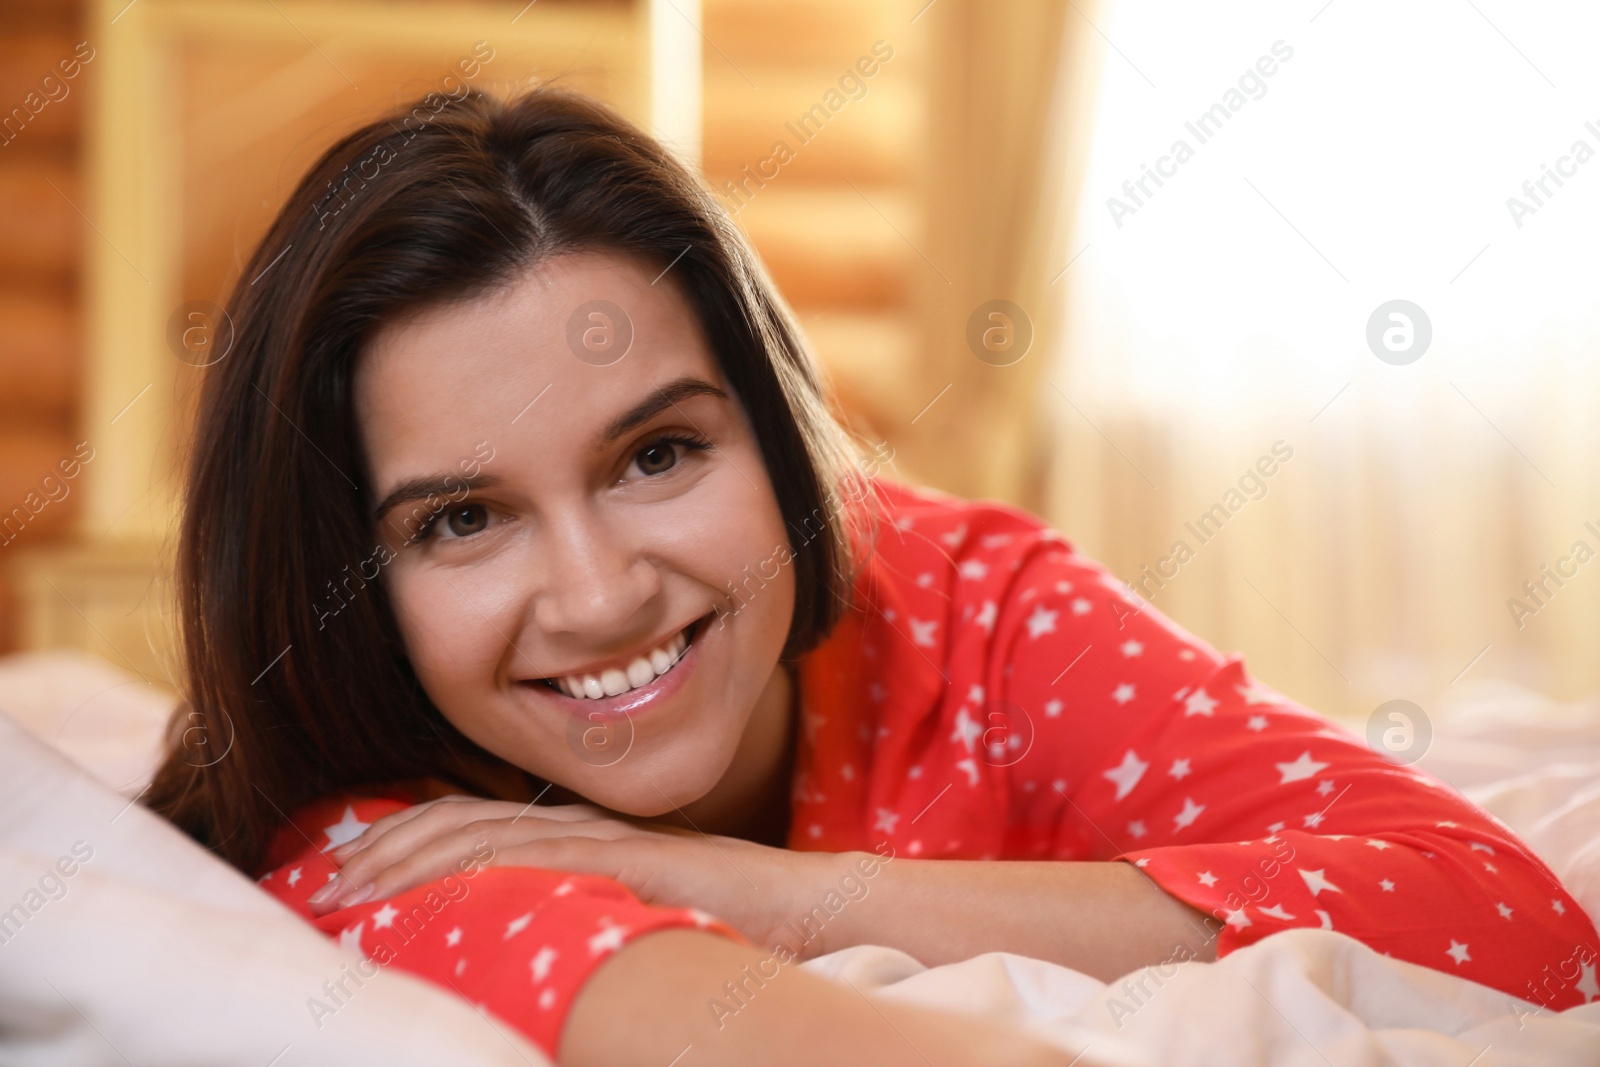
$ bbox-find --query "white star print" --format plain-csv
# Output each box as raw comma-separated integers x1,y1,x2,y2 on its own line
1276,751,1330,784
1259,904,1296,921
1267,821,1286,833
1303,811,1325,828
446,927,462,947
286,867,302,887
1102,749,1149,801
1316,910,1334,930
910,618,938,647
1071,597,1093,615
1496,902,1513,919
1366,838,1392,851
531,945,558,982
951,708,982,753
1553,899,1567,915
1236,682,1278,705
1025,605,1058,639
974,600,997,633
1446,940,1471,966
955,758,980,786
1380,879,1395,893
916,572,934,587
1246,715,1269,732
320,806,370,851
1298,868,1342,897
538,987,556,1010
958,559,988,580
505,912,534,939
1044,699,1063,718
1112,683,1136,705
940,523,967,548
1168,758,1192,780
339,922,364,955
1315,779,1335,796
372,903,399,930
874,808,900,834
1197,871,1218,887
1183,689,1219,717
1578,962,1599,1004
1121,640,1144,657
1127,820,1147,839
1469,841,1495,854
1173,797,1205,831
589,924,629,956
1223,908,1252,929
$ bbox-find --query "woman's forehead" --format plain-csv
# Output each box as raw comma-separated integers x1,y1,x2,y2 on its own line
353,250,725,463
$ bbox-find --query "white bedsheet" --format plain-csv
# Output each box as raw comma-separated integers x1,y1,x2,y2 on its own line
2,652,1597,1066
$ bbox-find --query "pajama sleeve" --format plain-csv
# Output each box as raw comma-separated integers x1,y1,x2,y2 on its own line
254,793,747,1060
988,534,1600,1012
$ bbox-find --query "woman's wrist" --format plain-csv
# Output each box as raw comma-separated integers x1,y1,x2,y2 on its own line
767,849,889,962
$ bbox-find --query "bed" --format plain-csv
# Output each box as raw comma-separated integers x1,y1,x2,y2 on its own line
2,651,1597,1066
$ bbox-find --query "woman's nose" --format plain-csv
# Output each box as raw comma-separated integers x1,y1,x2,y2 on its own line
531,507,660,637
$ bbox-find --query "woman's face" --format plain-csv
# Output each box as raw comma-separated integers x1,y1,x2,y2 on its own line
353,250,796,818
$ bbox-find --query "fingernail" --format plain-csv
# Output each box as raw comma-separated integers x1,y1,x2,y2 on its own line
337,883,375,908
306,879,342,905
329,840,360,858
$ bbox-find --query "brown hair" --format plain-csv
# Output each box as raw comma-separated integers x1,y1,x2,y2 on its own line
143,86,869,875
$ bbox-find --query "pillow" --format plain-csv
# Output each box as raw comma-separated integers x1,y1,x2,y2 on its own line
0,707,548,1066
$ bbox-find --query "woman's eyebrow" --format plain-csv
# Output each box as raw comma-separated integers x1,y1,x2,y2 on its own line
596,376,729,451
373,473,503,521
370,378,727,520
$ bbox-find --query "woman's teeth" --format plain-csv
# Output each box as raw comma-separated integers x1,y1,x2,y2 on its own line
552,626,690,699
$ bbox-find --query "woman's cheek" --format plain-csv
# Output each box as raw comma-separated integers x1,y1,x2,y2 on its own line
388,568,495,693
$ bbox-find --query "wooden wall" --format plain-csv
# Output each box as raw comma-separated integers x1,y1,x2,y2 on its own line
0,0,90,653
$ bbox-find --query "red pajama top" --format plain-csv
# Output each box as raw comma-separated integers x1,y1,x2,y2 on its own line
257,478,1600,1058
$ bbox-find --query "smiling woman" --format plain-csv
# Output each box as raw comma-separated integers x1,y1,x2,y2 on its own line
141,86,1597,1067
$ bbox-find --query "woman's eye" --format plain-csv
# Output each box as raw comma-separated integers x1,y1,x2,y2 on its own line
630,433,711,479
438,504,489,539
636,442,678,476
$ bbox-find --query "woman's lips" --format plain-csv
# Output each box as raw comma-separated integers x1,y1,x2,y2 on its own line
518,614,709,721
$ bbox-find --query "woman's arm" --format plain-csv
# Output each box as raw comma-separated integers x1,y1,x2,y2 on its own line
561,928,1074,1067
790,853,1217,980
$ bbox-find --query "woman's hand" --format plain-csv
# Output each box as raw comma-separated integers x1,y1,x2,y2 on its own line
307,795,833,954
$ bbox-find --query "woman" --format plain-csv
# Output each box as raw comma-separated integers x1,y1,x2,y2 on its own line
146,87,1597,1065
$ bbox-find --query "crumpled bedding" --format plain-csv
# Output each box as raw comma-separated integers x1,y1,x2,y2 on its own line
1,652,1596,1066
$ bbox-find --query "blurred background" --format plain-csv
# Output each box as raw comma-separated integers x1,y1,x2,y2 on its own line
1,0,1597,732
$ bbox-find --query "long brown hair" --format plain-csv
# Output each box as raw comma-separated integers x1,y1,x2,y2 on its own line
143,86,868,875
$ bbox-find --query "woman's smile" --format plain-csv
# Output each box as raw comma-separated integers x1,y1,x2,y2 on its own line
517,611,714,720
